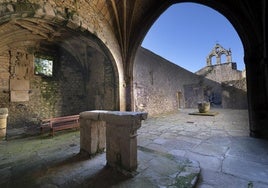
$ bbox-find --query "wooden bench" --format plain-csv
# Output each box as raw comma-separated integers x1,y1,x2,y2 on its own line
40,115,80,136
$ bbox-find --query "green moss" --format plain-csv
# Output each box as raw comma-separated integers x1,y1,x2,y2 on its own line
169,173,198,188
40,80,59,116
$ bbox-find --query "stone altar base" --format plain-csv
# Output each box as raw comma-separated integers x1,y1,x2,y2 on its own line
80,110,148,172
80,119,106,154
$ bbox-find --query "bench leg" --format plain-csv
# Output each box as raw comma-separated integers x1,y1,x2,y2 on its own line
49,128,54,137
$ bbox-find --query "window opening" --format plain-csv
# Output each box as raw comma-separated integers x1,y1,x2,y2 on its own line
34,56,53,77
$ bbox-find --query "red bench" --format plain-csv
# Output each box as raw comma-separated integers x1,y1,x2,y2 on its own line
40,115,80,136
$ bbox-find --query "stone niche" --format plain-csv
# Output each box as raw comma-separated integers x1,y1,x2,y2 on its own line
9,50,34,102
10,79,30,102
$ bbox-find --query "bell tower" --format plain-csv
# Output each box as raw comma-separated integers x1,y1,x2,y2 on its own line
206,43,232,66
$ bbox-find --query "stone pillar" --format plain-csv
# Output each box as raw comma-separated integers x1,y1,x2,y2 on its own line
245,55,268,138
216,55,221,64
120,80,127,111
79,110,147,172
0,108,8,141
206,57,211,66
124,76,133,111
80,112,106,155
226,54,232,63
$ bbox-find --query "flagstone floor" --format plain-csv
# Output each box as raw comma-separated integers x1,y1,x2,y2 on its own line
1,108,268,188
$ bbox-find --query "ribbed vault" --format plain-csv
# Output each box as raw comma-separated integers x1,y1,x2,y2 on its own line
0,17,114,73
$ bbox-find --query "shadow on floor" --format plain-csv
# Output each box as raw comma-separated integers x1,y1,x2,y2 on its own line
0,150,132,188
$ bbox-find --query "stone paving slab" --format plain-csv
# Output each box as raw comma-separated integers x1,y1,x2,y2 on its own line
198,169,264,188
222,156,268,184
138,109,268,187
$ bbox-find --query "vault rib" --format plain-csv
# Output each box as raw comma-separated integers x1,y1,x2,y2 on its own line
110,0,124,53
14,20,49,39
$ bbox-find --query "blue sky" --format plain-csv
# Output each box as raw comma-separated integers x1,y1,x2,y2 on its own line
141,3,244,73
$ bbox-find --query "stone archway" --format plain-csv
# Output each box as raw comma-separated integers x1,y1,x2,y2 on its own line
129,1,267,138
0,5,120,129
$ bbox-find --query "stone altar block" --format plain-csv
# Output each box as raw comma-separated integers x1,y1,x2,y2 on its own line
80,116,106,155
79,110,148,172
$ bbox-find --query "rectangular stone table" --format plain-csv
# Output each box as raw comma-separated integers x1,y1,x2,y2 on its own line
80,110,148,172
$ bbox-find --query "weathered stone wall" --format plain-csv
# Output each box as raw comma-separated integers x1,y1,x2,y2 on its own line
86,47,118,111
133,47,248,116
195,62,243,83
222,78,248,109
0,1,123,100
0,1,120,130
0,49,84,128
133,47,201,115
0,45,117,128
183,81,222,108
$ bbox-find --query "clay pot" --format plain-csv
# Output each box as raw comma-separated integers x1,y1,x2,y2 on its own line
198,102,210,113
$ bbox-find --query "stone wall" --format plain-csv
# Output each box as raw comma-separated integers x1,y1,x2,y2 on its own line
0,0,120,130
222,78,248,109
0,45,117,129
133,47,248,116
195,62,243,83
133,47,201,115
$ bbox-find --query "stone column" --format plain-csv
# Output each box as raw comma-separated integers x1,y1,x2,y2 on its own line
206,57,211,66
0,108,8,141
245,55,268,138
216,55,221,64
80,111,106,155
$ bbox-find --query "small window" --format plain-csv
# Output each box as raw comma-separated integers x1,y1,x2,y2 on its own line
34,56,53,77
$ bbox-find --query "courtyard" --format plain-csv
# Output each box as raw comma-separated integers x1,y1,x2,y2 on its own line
138,109,268,187
1,109,268,187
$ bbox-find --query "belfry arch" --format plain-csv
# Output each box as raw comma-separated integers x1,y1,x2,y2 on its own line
206,43,232,66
